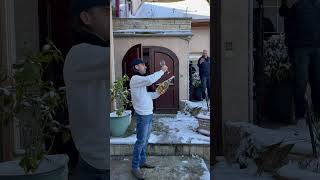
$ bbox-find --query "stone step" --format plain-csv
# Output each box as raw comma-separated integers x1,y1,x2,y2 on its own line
110,156,210,180
111,143,210,161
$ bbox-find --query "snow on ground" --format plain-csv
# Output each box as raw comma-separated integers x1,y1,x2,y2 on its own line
110,112,209,144
197,112,210,119
131,0,210,19
279,162,320,180
182,99,209,111
200,158,210,180
214,156,273,180
214,156,320,180
228,121,313,155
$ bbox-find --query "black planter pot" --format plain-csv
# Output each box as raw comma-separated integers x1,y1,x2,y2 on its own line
193,86,203,101
266,81,294,123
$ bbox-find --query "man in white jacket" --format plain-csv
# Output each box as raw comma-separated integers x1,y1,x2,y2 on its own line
130,59,168,179
64,0,110,179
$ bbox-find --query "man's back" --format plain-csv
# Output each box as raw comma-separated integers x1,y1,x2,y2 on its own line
64,43,109,170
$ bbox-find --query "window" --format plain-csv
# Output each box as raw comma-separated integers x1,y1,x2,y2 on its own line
254,0,286,35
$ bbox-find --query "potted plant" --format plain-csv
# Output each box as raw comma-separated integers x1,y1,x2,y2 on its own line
263,34,294,123
110,74,132,137
191,72,202,101
0,41,70,180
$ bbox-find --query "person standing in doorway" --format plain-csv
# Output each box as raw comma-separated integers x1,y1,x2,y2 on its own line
63,0,110,179
279,0,320,126
198,50,211,100
130,58,168,179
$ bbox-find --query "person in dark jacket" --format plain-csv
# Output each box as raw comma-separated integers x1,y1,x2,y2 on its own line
197,50,211,100
279,0,320,126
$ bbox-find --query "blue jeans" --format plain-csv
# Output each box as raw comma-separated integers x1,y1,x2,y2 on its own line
201,76,210,100
132,113,153,170
74,157,109,180
292,47,320,118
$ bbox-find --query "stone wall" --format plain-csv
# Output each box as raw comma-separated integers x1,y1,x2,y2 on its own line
113,18,192,31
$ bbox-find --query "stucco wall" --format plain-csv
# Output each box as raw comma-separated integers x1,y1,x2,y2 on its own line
221,0,249,122
131,0,142,15
189,26,210,55
114,36,190,100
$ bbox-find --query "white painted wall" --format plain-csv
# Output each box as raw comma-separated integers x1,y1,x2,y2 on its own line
189,26,210,55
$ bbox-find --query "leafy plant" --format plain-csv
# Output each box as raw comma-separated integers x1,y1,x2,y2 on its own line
191,72,201,88
111,74,131,116
0,40,68,174
263,34,292,84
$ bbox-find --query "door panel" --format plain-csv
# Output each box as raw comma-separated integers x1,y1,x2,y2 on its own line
122,45,179,113
122,44,142,113
148,47,179,113
122,44,142,79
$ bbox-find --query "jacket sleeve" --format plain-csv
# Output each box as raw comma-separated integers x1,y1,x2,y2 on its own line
130,70,164,88
148,92,161,99
198,57,205,67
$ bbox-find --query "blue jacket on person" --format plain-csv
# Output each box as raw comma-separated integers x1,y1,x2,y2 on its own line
197,56,211,78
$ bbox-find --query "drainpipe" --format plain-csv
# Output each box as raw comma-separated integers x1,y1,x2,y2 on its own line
115,0,120,17
248,0,254,124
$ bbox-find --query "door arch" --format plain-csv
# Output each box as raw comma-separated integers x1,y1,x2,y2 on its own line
122,45,179,113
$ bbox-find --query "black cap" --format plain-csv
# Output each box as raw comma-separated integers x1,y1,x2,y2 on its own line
72,0,109,15
131,58,145,67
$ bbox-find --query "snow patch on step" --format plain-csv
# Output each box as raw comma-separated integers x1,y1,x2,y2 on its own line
110,112,209,144
181,100,209,111
199,158,210,180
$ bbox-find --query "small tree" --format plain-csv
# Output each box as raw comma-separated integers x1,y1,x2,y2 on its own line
110,74,131,116
0,40,68,174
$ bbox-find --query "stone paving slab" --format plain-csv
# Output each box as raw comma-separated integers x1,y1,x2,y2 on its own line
110,156,210,180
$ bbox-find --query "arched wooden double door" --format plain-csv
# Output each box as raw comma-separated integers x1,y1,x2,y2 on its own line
122,44,179,113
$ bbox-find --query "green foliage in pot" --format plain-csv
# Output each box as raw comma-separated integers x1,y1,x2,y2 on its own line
0,40,69,174
110,74,131,117
191,72,201,88
263,34,292,85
